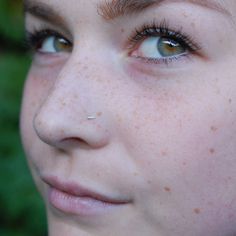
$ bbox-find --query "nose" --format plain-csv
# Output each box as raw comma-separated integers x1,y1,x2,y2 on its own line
33,60,110,151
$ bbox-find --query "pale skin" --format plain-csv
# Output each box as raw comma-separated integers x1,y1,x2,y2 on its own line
20,0,236,235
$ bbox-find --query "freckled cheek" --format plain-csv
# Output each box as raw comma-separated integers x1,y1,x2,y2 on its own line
126,96,223,183
124,106,191,186
24,64,62,105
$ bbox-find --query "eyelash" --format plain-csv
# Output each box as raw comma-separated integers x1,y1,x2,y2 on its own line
128,20,200,64
25,29,71,52
25,20,200,64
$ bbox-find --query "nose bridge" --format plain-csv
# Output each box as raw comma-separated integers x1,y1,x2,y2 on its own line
51,51,110,108
33,56,111,149
36,63,84,123
38,51,107,116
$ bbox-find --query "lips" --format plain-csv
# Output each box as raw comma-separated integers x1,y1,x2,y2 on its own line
42,176,130,216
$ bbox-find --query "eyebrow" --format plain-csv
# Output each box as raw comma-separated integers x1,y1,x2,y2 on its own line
98,0,231,20
23,0,231,25
23,0,67,29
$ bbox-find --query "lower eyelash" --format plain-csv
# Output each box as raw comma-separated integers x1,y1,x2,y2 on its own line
133,53,191,66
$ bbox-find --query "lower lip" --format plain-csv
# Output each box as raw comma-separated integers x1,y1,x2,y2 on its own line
48,187,124,216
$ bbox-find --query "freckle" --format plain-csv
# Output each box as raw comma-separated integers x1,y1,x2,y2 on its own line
96,124,102,129
147,180,152,184
120,28,125,33
117,115,123,123
207,201,214,206
209,148,215,154
161,150,168,157
194,208,201,214
133,172,139,176
182,161,187,166
216,88,221,94
97,112,102,117
164,187,171,192
228,213,234,220
60,98,66,106
60,129,65,135
229,98,232,104
210,126,218,132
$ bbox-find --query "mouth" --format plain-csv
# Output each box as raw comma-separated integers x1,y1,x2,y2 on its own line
42,176,130,216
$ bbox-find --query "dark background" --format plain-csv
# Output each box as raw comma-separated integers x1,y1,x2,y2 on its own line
0,1,47,235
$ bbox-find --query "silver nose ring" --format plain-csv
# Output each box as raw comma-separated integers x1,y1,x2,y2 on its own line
87,116,96,120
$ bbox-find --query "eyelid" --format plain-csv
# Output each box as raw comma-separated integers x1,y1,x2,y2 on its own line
24,11,73,40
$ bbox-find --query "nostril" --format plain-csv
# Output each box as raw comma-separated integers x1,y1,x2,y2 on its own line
59,137,91,149
61,136,109,149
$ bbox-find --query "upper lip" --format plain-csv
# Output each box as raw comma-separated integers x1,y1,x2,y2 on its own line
42,175,130,204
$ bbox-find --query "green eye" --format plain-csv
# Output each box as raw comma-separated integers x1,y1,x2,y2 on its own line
53,37,72,53
135,36,187,60
158,37,186,57
39,36,72,53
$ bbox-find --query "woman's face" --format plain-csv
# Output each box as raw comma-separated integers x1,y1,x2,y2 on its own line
21,0,236,235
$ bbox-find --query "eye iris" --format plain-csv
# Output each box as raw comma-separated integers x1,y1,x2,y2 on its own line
54,37,71,52
158,37,185,57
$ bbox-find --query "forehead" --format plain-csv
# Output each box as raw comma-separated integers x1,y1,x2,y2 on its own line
24,0,232,22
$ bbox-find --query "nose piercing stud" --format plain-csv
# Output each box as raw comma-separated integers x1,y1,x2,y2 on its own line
87,116,96,120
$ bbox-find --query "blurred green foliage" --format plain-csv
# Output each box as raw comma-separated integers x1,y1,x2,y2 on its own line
0,0,24,41
0,1,47,235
